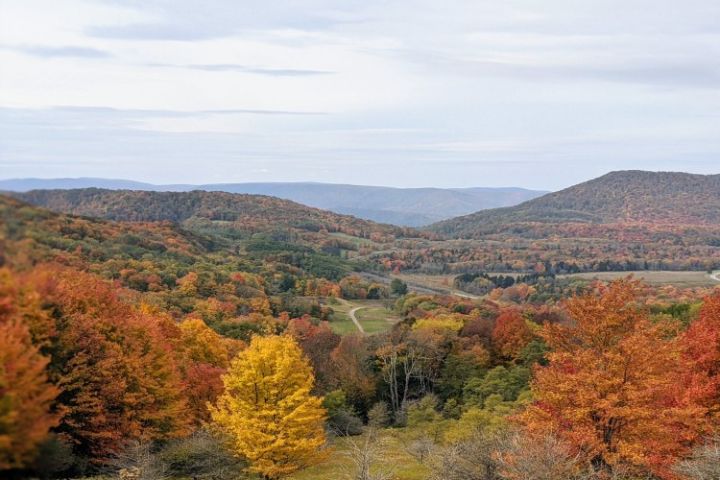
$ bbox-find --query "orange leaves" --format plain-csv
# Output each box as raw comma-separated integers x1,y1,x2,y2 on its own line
492,308,534,360
25,265,190,460
521,279,706,478
0,319,59,470
681,292,720,420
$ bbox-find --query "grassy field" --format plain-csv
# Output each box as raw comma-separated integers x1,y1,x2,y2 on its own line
287,429,429,480
392,273,457,292
327,299,400,335
355,304,402,334
560,270,719,287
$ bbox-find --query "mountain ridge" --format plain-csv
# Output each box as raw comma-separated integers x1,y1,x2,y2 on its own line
431,170,720,238
0,177,547,227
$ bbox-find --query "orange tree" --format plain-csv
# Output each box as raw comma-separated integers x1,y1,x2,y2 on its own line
520,279,705,478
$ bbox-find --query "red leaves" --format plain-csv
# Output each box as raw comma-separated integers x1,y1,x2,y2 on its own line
492,308,534,360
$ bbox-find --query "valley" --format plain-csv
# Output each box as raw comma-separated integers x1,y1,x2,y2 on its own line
2,170,720,480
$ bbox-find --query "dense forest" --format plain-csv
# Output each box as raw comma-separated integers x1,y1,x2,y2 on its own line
431,171,720,233
13,175,720,277
2,184,720,480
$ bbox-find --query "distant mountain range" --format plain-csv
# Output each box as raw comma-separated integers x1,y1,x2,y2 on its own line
431,170,720,237
0,178,547,227
10,188,407,236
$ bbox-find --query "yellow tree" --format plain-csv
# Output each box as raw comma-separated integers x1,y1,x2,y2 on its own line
210,335,327,479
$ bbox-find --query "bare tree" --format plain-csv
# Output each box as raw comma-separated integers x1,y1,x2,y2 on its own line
377,343,422,420
495,432,590,480
342,428,395,480
674,436,720,480
427,433,503,480
112,441,167,480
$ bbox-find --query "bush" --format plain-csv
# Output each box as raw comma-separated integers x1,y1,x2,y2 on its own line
160,430,246,479
367,402,391,428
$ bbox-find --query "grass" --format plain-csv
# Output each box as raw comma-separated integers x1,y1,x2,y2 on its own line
327,298,361,335
287,429,429,480
391,273,457,292
560,270,719,288
327,298,400,335
329,232,381,248
355,304,401,334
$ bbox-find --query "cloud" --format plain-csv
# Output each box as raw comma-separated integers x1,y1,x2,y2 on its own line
48,105,326,117
3,45,112,58
84,0,368,41
151,63,333,76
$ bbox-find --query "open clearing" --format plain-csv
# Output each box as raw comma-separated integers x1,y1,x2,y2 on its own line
389,273,481,299
560,270,720,287
327,298,401,335
287,429,428,480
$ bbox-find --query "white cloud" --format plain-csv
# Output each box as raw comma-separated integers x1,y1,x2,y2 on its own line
0,0,718,188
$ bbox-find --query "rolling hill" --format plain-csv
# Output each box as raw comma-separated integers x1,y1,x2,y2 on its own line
11,188,413,238
431,171,720,237
0,178,547,226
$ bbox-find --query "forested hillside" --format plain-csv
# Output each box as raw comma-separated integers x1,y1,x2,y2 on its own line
3,188,720,480
13,188,413,238
0,179,547,226
432,171,720,237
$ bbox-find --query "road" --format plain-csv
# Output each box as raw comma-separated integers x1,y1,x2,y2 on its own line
348,306,366,334
711,271,720,282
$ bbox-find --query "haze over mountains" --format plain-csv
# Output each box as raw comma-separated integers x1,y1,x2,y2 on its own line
431,171,720,237
0,178,547,227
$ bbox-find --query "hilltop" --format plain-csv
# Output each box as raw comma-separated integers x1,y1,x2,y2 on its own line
0,178,546,226
432,171,720,237
12,188,414,240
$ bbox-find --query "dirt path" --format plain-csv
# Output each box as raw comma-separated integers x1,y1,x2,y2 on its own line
348,306,366,334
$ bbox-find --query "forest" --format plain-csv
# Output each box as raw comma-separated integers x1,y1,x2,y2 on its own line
1,185,720,480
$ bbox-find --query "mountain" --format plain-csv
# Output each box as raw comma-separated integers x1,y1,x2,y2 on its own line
431,171,720,238
0,177,162,191
11,188,414,240
0,189,422,287
0,178,547,226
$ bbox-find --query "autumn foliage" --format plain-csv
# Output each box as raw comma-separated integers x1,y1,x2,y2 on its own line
521,280,707,478
492,308,534,359
210,335,327,479
0,293,59,469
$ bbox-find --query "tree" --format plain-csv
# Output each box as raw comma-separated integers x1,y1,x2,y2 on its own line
520,280,704,478
0,320,59,470
390,279,408,296
28,266,190,461
681,293,720,422
287,316,341,393
210,335,327,479
673,435,720,480
330,334,377,412
496,431,588,480
491,308,533,360
342,428,394,480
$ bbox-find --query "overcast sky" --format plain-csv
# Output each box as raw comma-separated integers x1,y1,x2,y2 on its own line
0,0,718,189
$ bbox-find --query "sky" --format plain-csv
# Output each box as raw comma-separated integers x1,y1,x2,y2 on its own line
0,0,718,190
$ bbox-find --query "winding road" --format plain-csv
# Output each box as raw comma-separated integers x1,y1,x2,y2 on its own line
348,306,366,334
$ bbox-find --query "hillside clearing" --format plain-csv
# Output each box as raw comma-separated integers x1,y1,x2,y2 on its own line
327,298,400,335
560,270,719,287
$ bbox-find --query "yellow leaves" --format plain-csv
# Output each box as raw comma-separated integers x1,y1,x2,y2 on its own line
178,317,231,367
412,314,465,333
210,335,327,479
